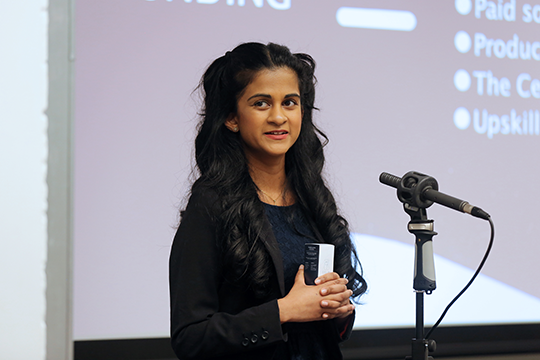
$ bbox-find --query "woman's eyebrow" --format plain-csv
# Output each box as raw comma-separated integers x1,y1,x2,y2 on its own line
247,93,271,101
285,93,300,98
247,93,300,101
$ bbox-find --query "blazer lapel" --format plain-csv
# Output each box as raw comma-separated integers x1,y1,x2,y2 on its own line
260,217,286,297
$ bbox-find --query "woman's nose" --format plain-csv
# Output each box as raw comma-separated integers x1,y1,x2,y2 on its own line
268,107,287,125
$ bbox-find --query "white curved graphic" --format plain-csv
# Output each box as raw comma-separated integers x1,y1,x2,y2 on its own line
351,233,540,328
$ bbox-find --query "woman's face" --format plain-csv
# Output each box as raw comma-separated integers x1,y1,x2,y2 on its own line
226,67,302,165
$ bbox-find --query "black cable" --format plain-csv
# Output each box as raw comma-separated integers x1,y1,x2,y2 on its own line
424,216,495,340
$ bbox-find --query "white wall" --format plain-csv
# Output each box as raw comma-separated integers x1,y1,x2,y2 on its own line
0,1,49,359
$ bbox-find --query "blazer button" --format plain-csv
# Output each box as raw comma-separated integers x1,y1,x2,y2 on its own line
251,333,258,344
242,337,249,347
261,331,269,340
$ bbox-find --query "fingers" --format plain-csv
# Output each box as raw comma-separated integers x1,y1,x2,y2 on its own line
314,272,342,285
319,286,353,320
320,290,352,307
287,267,354,322
321,302,355,319
319,283,350,296
294,264,306,285
317,279,348,298
316,273,350,300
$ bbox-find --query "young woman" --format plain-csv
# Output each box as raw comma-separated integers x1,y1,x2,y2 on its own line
169,42,367,360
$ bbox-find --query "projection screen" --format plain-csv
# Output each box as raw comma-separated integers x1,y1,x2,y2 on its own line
74,0,540,340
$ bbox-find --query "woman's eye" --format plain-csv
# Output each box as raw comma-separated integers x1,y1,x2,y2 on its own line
254,100,269,107
283,99,298,107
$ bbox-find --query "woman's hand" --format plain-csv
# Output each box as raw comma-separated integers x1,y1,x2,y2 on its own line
277,265,354,323
316,272,355,320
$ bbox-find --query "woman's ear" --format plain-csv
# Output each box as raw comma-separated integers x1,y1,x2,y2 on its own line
225,115,239,133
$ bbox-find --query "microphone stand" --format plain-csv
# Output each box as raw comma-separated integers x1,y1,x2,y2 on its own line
380,170,490,360
404,203,437,360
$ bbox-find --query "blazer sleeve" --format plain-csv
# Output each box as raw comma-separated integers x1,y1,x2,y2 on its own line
333,311,355,342
169,188,286,360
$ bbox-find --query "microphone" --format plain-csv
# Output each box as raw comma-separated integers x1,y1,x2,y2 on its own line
379,172,490,220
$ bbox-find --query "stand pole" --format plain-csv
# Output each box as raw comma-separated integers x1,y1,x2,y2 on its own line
416,291,424,341
404,205,437,360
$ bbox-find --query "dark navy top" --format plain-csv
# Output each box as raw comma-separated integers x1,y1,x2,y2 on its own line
263,203,334,360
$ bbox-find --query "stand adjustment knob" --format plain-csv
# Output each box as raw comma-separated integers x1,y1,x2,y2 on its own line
427,339,437,352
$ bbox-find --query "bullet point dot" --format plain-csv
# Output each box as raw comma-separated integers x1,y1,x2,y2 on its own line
455,31,472,53
454,69,471,92
454,107,471,130
455,0,472,15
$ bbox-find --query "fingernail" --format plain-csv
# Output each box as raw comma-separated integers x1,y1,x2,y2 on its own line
321,288,327,295
322,313,328,318
299,265,304,269
322,301,328,306
315,278,321,284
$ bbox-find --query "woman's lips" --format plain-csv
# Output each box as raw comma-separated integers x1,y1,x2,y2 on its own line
264,130,288,140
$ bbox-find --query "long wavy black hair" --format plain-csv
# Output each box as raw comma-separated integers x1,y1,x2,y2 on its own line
191,42,366,299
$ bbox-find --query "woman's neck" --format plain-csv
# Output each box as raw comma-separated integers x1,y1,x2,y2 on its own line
247,155,293,206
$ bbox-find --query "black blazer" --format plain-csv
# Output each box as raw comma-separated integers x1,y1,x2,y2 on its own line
169,185,353,360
